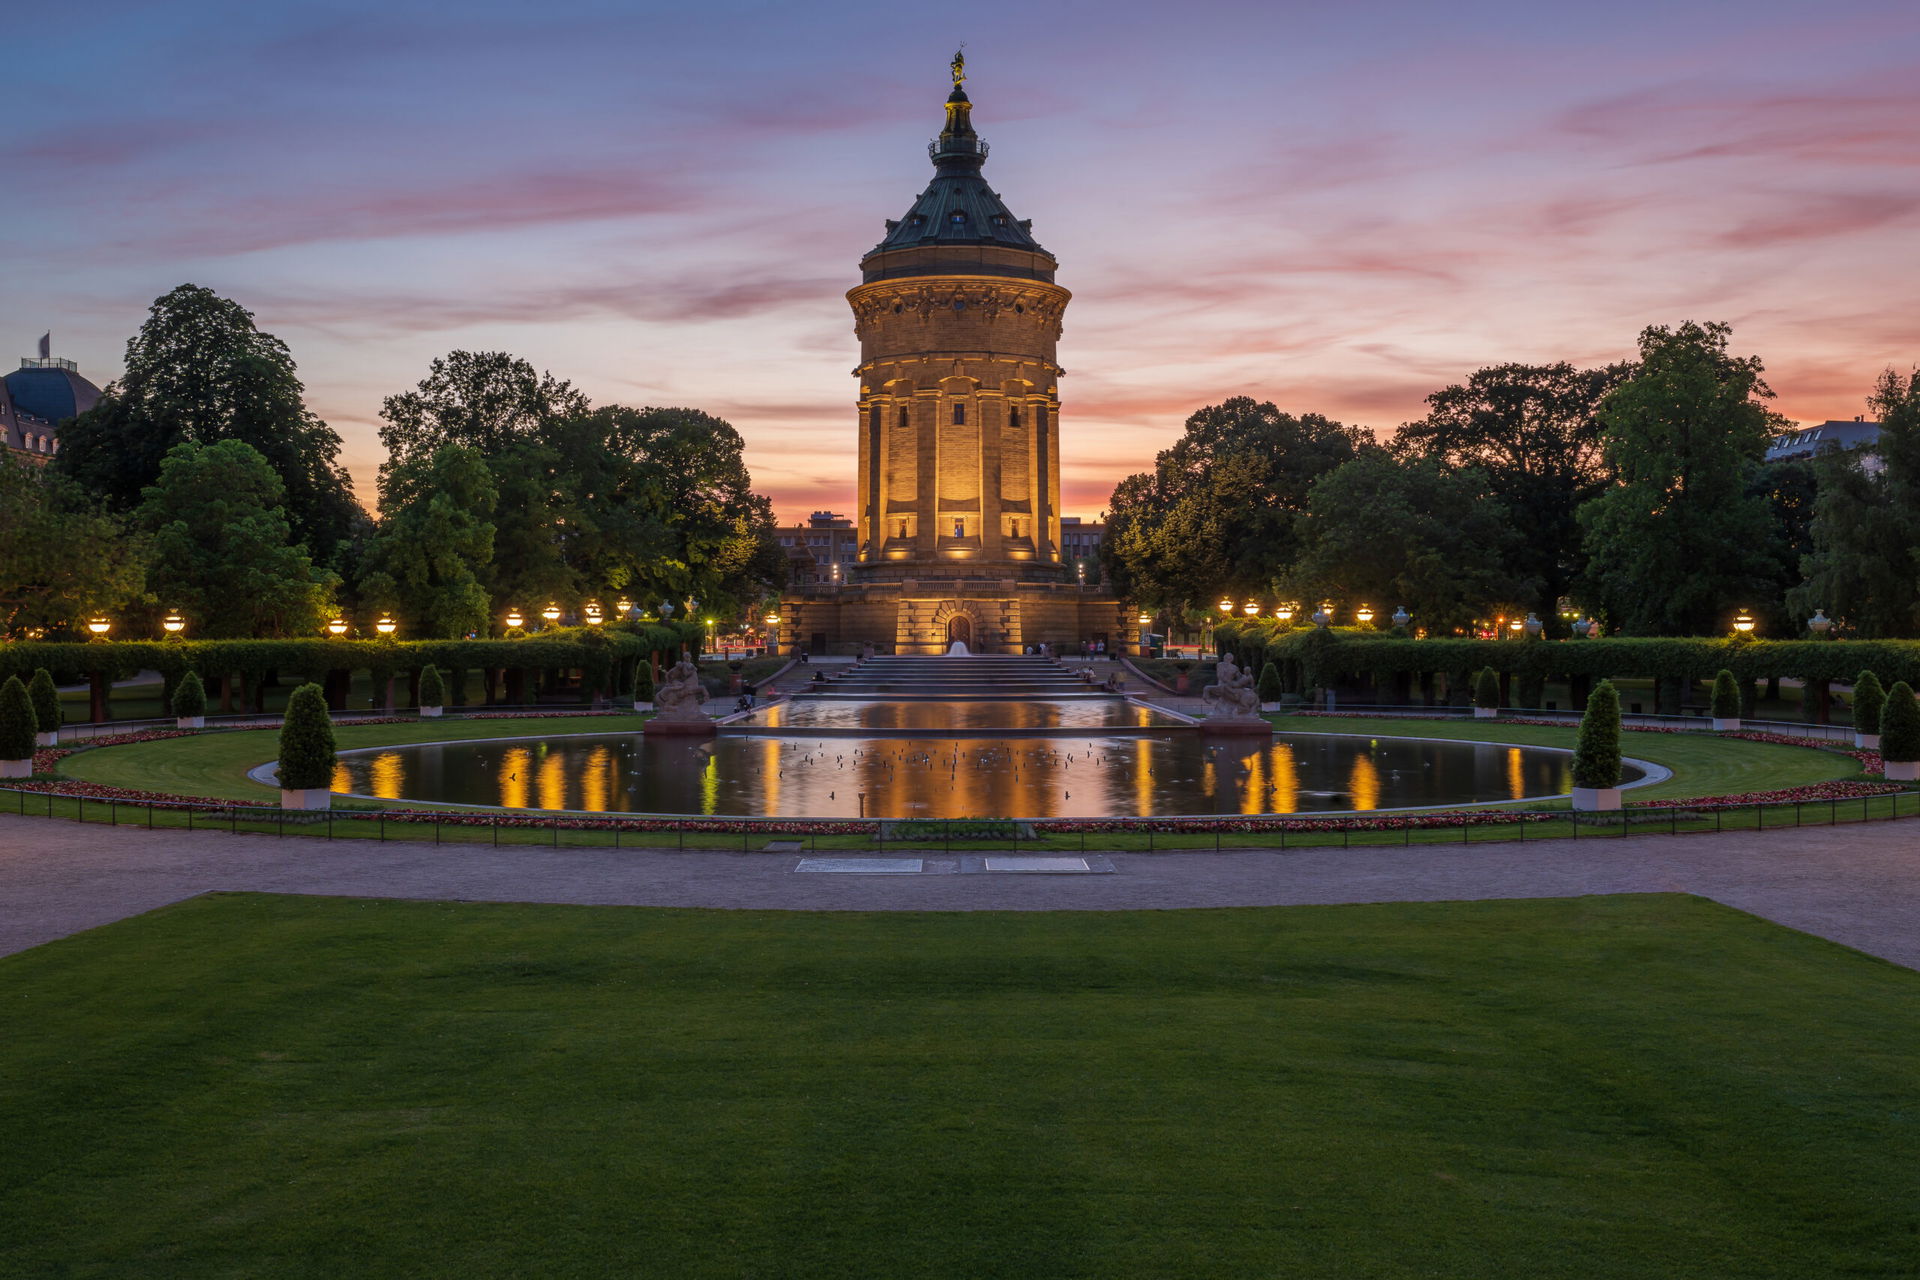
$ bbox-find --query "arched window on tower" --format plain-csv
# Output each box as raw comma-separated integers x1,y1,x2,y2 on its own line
952,403,966,426
899,407,910,430
1009,407,1021,431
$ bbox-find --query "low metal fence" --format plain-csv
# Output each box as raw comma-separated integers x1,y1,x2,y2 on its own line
5,784,1914,855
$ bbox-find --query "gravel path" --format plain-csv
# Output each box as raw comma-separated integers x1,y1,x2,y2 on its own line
2,813,1916,968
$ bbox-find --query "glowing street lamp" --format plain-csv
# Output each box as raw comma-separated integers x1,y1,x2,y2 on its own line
1275,604,1295,624
1242,601,1259,617
615,597,634,619
1218,598,1233,616
374,615,398,637
541,603,562,625
1508,618,1525,636
1355,604,1375,626
326,617,350,636
583,601,605,626
503,607,525,631
1732,609,1756,635
161,611,186,637
86,616,112,639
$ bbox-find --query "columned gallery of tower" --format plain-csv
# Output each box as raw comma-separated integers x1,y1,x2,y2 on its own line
779,63,1127,655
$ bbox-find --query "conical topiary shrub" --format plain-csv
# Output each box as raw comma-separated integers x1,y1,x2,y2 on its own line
1852,670,1886,749
418,665,446,717
1256,661,1284,707
27,668,60,747
1472,667,1501,718
1572,679,1622,810
277,683,336,808
1710,668,1741,728
1880,681,1920,782
633,669,655,708
0,675,37,777
172,670,207,727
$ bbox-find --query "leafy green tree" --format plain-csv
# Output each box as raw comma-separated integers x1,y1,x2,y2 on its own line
1852,670,1886,736
1574,680,1622,788
1746,457,1820,634
378,350,590,472
0,676,36,762
1880,681,1920,765
359,445,497,638
1710,669,1740,720
136,440,336,638
1283,452,1530,634
54,284,357,564
1101,398,1370,611
1577,322,1782,635
172,671,207,719
26,669,59,736
1392,362,1631,630
1790,370,1920,637
277,683,336,790
0,457,147,638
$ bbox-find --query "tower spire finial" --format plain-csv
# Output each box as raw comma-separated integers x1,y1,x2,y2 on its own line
950,45,965,87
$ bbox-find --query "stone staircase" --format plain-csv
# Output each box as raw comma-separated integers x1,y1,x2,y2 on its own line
795,655,1107,701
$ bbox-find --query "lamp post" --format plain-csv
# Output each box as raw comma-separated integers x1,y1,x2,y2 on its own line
374,615,398,637
540,603,562,630
1275,603,1295,625
584,601,605,627
1732,609,1756,637
1138,610,1152,657
1355,604,1375,627
615,597,634,621
161,611,186,639
1242,602,1259,618
504,607,524,633
86,616,112,641
326,617,349,637
1218,597,1233,618
1807,609,1832,639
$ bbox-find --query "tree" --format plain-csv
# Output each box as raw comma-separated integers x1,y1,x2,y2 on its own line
172,671,207,720
1710,669,1740,721
1573,680,1622,788
1473,667,1501,710
0,457,147,639
277,683,336,791
377,350,588,474
1256,662,1283,703
54,284,358,564
358,445,497,639
1880,681,1920,765
0,676,35,763
418,665,446,708
1577,322,1782,635
1852,670,1886,737
1791,369,1920,637
136,440,336,638
1102,398,1370,611
1392,362,1631,629
1282,452,1530,634
26,669,59,737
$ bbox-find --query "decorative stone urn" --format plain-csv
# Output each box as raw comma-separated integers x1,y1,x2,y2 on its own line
0,758,31,779
1572,786,1622,811
1711,717,1740,731
419,705,443,718
1885,760,1920,782
175,716,204,730
280,788,331,810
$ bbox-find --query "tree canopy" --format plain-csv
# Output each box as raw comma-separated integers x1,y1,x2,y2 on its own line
0,458,147,639
54,284,358,565
358,444,498,639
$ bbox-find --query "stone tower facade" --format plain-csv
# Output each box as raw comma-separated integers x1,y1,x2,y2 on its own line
778,59,1127,655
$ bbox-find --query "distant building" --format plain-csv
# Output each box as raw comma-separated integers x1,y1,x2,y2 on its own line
3,338,101,465
1766,417,1881,467
1059,517,1105,581
776,511,860,585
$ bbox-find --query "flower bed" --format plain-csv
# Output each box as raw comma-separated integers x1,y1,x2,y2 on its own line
2,779,275,807
1033,811,1553,835
1629,780,1902,808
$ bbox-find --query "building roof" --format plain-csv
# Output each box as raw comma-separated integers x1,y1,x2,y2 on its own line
862,74,1055,273
1766,419,1881,462
4,362,102,424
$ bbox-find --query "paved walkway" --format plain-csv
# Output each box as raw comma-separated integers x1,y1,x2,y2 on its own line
3,814,1917,968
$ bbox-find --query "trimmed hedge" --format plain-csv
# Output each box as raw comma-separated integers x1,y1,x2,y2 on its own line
418,664,446,708
1853,670,1886,736
0,676,35,760
1883,682,1920,764
27,669,59,733
277,683,336,790
1710,669,1740,720
1215,622,1920,695
171,670,207,718
1573,679,1622,789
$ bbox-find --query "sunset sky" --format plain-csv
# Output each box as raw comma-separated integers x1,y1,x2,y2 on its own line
9,0,1918,521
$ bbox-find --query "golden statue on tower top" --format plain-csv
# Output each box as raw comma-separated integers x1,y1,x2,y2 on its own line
951,47,966,86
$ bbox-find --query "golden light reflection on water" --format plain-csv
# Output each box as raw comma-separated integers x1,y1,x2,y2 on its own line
368,751,405,800
1269,742,1297,813
581,744,612,812
536,746,567,810
498,746,531,809
1348,750,1381,812
1506,747,1527,800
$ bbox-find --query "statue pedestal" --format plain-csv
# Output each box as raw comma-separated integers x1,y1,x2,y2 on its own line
643,719,717,737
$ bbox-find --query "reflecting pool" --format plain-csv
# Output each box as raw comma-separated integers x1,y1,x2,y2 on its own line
330,730,1622,818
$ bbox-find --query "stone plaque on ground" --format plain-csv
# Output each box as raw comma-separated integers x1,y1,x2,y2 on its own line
794,858,925,874
982,856,1092,873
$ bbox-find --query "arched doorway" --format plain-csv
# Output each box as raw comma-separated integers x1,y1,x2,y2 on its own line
946,615,972,648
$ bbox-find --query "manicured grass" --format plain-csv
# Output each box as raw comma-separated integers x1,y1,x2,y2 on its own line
3,893,1918,1277
1269,715,1864,803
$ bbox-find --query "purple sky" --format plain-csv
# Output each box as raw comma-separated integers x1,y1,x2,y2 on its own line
9,0,1918,520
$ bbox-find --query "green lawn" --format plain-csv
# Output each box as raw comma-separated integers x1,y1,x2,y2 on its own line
2,893,1916,1278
